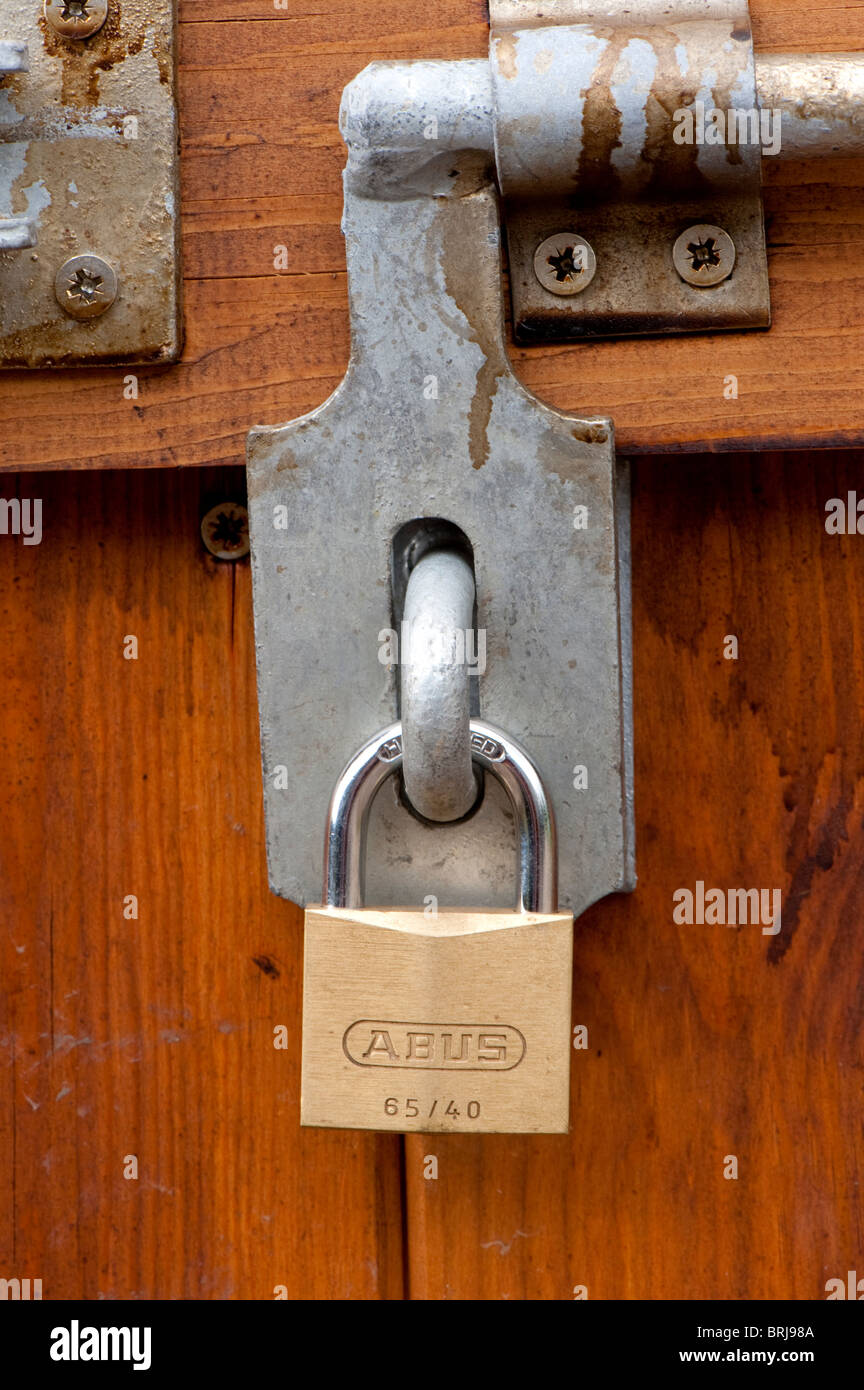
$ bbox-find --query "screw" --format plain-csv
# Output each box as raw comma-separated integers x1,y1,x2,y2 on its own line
673,224,736,287
55,254,117,319
533,233,597,297
44,0,109,40
201,504,250,561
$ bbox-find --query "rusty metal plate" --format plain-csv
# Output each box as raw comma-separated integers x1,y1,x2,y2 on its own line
0,0,181,368
490,1,770,340
505,193,769,340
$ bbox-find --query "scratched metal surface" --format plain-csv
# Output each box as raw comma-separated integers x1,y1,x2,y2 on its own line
0,0,181,367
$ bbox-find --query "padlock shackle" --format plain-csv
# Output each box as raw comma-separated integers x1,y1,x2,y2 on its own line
323,720,558,913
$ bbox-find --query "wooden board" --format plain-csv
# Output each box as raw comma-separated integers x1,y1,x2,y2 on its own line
2,454,862,1298
0,467,404,1300
2,0,864,467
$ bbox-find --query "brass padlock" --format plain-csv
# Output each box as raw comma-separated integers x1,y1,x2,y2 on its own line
301,720,574,1133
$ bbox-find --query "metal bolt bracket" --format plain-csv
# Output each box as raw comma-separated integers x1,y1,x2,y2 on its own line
288,3,863,348
247,61,635,916
0,0,181,368
491,0,768,340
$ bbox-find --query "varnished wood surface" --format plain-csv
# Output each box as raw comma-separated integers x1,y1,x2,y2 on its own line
405,450,864,1299
2,455,862,1298
2,0,864,467
0,468,404,1300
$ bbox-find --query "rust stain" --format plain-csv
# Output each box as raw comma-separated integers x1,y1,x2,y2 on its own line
467,349,500,468
39,3,148,109
710,24,754,173
572,423,608,445
438,191,508,471
642,28,704,197
495,33,519,82
575,21,752,201
152,26,173,87
578,27,626,200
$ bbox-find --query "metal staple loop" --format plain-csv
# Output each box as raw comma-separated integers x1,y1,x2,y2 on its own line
400,549,478,823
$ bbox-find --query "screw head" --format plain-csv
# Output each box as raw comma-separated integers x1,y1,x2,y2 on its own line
201,504,250,561
44,0,109,40
673,224,736,287
533,233,597,296
55,254,117,319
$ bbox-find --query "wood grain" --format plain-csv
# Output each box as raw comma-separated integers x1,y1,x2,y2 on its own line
2,1,864,467
0,467,404,1300
404,450,864,1299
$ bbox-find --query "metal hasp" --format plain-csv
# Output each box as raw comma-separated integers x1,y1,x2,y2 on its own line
247,60,635,916
0,0,181,368
491,0,768,339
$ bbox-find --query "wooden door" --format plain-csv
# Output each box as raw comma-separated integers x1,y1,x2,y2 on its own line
2,1,863,1301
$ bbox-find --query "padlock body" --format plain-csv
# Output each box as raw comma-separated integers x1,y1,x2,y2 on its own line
301,907,574,1133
